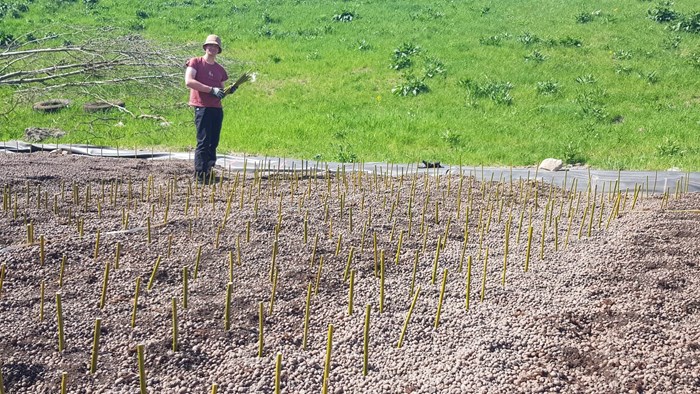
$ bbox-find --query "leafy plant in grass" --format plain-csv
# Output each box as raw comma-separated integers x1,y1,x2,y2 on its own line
392,74,429,97
336,144,357,163
536,81,560,96
332,11,355,22
357,39,371,51
656,137,684,157
575,89,608,122
423,56,446,78
441,130,463,149
517,32,541,46
575,74,597,84
576,10,602,24
391,43,420,71
559,36,583,47
479,35,504,46
525,50,547,63
459,78,514,106
613,50,632,60
560,141,586,165
641,70,660,84
671,12,700,33
647,1,679,23
689,53,700,68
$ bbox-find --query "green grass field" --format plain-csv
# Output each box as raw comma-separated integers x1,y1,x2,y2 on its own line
1,0,699,170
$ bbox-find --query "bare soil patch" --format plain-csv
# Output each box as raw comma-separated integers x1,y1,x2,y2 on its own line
0,153,699,393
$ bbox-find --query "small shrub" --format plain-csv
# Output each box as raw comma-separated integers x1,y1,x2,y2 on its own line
0,31,14,47
441,130,463,149
336,144,358,163
525,50,547,62
560,142,586,165
615,65,633,74
136,10,149,19
536,81,560,96
390,56,412,71
392,75,429,97
648,1,679,23
576,90,608,122
332,11,355,22
394,43,421,58
262,12,280,24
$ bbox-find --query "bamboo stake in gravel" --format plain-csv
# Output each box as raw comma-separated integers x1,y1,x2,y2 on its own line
258,302,264,357
409,251,419,298
99,261,110,309
302,283,312,350
146,217,151,244
322,324,334,394
434,269,448,329
172,297,178,352
379,251,385,313
348,269,355,315
56,292,65,352
182,266,189,309
363,303,370,376
431,237,441,285
224,282,233,331
397,286,421,348
60,371,67,394
40,234,45,265
269,268,279,315
93,230,100,260
193,246,202,280
524,226,534,272
0,263,6,297
211,383,218,394
343,247,354,282
131,277,141,328
90,318,101,374
146,256,161,291
480,247,489,302
114,243,121,270
39,280,45,321
137,344,147,394
502,221,510,287
465,255,473,310
275,352,282,394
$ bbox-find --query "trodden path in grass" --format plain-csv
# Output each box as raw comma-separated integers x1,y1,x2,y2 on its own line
0,152,698,393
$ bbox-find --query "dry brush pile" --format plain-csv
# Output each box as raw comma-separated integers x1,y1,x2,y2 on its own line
0,153,697,393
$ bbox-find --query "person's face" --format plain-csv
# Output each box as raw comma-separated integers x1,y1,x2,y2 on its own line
204,44,220,55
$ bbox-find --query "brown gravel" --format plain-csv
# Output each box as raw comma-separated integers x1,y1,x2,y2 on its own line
0,152,699,394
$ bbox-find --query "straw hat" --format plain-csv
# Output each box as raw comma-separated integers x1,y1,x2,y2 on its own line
203,34,222,53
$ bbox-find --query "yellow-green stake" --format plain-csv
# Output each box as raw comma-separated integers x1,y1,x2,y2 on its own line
480,247,489,302
40,234,45,265
397,286,421,348
502,221,510,288
409,251,419,298
431,237,441,285
182,266,189,309
172,297,178,352
0,263,6,297
274,352,282,394
146,256,161,291
131,277,141,328
465,256,473,310
211,383,218,394
99,260,110,309
363,303,370,376
379,251,385,313
302,283,312,350
56,292,65,352
114,242,121,270
322,324,334,394
314,256,324,295
93,230,100,260
524,226,533,272
137,344,147,394
348,269,355,315
193,246,202,280
269,268,278,315
434,269,448,329
60,371,67,394
224,282,233,331
90,318,101,374
258,302,264,357
39,280,45,321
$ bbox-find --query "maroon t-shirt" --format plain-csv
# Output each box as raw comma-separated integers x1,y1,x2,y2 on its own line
186,57,229,108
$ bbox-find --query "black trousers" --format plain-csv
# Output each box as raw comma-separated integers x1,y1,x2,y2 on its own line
193,106,224,176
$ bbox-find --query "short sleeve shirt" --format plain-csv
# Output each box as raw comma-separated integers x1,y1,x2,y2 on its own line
186,57,229,108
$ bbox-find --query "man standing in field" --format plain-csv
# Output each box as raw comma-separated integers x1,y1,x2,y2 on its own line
185,34,230,183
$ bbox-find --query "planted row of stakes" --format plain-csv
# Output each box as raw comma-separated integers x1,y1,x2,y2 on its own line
0,159,693,393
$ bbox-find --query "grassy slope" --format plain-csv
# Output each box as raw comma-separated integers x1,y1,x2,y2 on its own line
1,0,699,170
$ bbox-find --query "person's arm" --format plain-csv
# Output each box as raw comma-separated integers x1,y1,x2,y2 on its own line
185,67,220,93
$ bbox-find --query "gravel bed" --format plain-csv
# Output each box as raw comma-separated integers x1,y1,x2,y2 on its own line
0,152,698,393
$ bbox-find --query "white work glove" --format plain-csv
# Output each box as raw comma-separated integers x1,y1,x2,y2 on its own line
210,87,226,99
